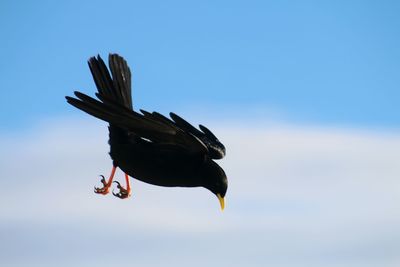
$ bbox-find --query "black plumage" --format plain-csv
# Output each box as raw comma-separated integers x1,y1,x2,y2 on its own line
65,54,228,209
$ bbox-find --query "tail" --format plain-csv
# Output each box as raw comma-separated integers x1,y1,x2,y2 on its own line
88,53,132,110
66,54,174,138
66,53,132,118
66,54,134,146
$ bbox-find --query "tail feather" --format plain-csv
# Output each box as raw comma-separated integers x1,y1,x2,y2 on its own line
108,54,132,109
88,54,132,110
87,55,115,100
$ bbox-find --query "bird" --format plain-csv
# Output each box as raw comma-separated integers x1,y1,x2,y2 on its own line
65,53,228,210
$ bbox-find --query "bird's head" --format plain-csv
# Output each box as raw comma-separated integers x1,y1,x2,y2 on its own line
201,160,228,211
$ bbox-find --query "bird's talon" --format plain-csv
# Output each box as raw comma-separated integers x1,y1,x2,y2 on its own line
94,175,112,195
112,185,131,199
100,175,107,185
113,181,122,189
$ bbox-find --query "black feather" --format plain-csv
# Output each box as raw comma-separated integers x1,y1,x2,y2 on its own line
65,53,228,206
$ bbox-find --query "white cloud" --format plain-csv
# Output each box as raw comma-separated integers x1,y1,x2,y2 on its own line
1,118,400,267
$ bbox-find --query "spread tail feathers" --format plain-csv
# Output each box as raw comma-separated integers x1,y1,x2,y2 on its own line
88,54,132,110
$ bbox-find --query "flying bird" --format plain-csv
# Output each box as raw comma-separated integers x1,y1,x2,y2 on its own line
65,54,228,210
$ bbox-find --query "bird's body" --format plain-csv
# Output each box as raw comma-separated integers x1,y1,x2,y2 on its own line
110,134,204,187
66,54,228,209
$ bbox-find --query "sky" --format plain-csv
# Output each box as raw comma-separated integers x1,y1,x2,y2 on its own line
1,1,400,266
1,0,400,130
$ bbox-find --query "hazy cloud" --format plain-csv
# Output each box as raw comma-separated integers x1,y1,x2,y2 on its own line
1,119,400,267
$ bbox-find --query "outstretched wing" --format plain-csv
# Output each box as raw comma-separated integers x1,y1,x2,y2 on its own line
66,53,225,159
138,110,226,159
66,91,208,156
170,113,226,159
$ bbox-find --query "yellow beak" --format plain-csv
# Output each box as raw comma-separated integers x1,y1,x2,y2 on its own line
217,194,225,211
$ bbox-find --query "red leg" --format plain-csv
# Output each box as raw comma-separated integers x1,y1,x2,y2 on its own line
94,166,116,195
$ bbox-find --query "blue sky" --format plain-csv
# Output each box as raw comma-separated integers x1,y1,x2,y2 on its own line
1,1,400,267
1,0,400,131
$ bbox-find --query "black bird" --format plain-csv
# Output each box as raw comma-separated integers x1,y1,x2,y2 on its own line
65,54,228,210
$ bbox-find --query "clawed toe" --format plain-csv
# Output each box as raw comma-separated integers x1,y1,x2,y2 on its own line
93,168,131,199
94,175,112,195
100,175,107,185
112,181,131,199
